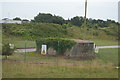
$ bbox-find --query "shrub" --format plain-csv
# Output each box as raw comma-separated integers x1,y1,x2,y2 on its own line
2,23,67,40
2,43,14,59
36,38,76,55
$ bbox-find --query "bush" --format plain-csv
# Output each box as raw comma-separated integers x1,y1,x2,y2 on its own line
2,43,14,59
2,23,67,40
36,38,76,55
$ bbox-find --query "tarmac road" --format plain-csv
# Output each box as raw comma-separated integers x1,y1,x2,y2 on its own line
15,45,120,53
96,45,120,49
15,48,36,52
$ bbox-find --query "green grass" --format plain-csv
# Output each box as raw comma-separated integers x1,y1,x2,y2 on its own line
2,23,119,78
2,48,119,78
92,39,119,46
12,40,36,48
2,23,119,48
2,34,119,49
0,29,2,51
2,23,119,49
0,55,2,59
3,38,119,48
96,48,118,66
2,60,118,78
3,34,36,48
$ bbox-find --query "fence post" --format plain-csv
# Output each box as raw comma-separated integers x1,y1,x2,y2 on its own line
24,40,27,62
58,41,60,54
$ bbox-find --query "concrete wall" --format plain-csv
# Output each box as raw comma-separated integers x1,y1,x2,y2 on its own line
65,43,95,58
47,42,95,59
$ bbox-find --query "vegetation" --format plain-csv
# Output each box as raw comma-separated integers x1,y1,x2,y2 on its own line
2,22,119,41
97,48,118,66
68,16,84,27
2,34,118,49
2,19,119,48
13,17,29,21
13,17,21,20
36,38,76,55
1,12,119,78
3,61,118,78
2,11,119,41
32,13,119,28
2,48,118,78
33,13,65,25
92,39,118,46
2,43,14,59
22,19,29,21
2,23,67,40
2,34,36,48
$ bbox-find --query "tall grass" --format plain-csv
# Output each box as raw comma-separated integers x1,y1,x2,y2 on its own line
2,60,118,78
2,48,119,78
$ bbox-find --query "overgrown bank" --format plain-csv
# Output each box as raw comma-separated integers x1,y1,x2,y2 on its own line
2,23,119,40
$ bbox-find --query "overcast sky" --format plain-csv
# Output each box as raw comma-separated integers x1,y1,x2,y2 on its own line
0,0,119,22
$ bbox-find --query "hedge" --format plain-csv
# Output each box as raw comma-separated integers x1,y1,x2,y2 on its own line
36,38,76,55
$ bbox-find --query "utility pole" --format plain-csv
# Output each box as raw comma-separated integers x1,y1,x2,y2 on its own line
84,0,87,28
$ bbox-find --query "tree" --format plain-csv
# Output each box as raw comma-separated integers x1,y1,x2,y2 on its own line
2,43,14,59
34,13,53,23
13,17,21,20
22,19,29,21
97,19,107,27
34,13,65,25
31,19,35,22
87,18,93,28
52,15,65,25
70,16,84,27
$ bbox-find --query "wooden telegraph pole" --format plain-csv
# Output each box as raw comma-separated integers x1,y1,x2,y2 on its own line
84,0,87,28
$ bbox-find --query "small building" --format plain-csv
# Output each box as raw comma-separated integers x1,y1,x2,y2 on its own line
36,39,96,60
64,39,95,59
0,18,22,24
22,21,30,23
47,39,96,59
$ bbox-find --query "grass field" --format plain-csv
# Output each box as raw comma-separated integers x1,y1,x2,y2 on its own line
2,60,118,78
2,48,119,78
2,34,119,48
93,39,119,46
12,39,119,48
2,27,119,49
1,21,119,78
96,48,118,66
5,39,119,48
2,34,36,48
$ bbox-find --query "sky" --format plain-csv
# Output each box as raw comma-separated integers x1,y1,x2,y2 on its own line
118,1,120,23
0,0,119,22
